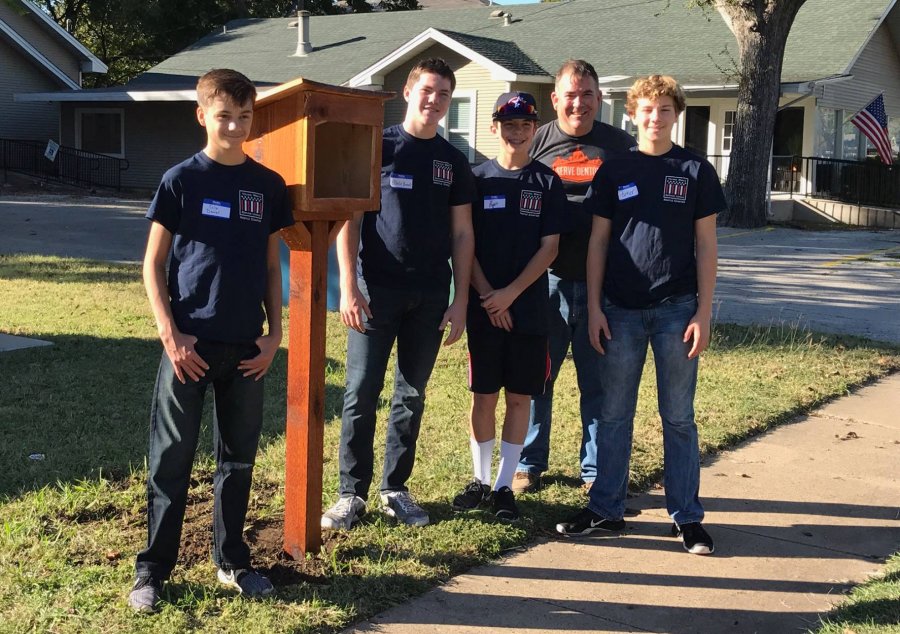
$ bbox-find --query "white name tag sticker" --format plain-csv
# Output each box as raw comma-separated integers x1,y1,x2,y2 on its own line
617,183,639,201
484,195,506,210
390,173,414,190
201,198,231,219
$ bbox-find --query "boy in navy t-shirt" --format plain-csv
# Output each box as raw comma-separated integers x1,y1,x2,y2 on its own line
322,58,475,530
451,92,566,521
556,75,724,555
128,69,294,613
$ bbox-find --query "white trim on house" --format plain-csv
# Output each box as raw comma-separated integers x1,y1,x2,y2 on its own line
15,89,198,102
0,20,80,89
18,0,107,72
345,27,554,88
74,106,125,157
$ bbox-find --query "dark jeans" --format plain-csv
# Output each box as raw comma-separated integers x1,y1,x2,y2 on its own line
518,274,602,482
135,340,263,580
338,280,447,498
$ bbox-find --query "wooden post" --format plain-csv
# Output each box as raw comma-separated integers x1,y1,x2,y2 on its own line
283,220,331,558
244,77,391,556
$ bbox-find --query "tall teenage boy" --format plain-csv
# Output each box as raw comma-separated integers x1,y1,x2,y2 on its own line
556,75,723,555
129,69,294,613
322,58,475,530
451,92,566,521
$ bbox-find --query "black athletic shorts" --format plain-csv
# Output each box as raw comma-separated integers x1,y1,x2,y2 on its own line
467,329,550,396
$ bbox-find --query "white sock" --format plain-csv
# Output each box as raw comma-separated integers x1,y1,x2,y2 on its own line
494,440,524,491
470,437,495,484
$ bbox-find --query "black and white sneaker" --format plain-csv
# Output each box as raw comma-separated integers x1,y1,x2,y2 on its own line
491,486,519,521
555,507,625,536
452,479,490,511
672,522,715,555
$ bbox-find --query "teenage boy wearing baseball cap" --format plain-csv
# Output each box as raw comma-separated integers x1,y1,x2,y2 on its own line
451,92,567,521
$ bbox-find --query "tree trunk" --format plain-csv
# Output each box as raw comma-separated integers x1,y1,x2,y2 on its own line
716,0,806,227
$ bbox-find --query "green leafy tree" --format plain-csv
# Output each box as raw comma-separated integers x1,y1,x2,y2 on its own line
695,0,808,227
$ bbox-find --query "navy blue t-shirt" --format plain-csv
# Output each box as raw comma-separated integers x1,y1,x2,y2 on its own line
146,152,294,343
585,145,726,309
468,159,568,336
359,124,475,291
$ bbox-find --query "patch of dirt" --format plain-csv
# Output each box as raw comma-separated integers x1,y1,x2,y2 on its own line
175,477,342,585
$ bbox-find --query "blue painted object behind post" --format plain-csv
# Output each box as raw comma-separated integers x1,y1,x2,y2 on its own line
280,241,341,311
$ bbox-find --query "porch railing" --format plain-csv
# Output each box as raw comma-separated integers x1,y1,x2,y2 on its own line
706,154,899,208
1,138,129,191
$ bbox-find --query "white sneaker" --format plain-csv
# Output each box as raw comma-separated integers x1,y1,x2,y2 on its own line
321,495,367,530
380,490,429,527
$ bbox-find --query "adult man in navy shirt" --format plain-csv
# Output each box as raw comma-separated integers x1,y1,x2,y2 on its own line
515,60,637,493
322,58,475,530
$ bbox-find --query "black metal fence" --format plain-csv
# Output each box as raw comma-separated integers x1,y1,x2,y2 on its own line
707,154,899,208
1,138,129,190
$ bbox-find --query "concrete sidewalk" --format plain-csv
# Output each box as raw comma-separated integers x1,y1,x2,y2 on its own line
348,374,900,634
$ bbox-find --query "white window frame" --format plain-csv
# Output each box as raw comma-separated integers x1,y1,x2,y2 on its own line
722,110,736,153
75,107,125,158
439,90,476,163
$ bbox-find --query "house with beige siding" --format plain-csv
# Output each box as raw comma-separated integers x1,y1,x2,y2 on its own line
0,0,105,142
14,0,900,194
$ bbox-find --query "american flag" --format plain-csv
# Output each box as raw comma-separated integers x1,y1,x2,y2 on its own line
850,94,894,165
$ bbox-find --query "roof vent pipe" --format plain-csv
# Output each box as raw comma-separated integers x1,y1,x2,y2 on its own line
503,12,512,26
296,10,312,56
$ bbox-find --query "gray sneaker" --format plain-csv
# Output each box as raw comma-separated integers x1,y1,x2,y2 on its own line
216,568,275,598
321,495,367,530
128,575,163,613
380,490,429,527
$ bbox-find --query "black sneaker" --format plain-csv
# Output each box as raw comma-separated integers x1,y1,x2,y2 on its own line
492,486,519,521
672,522,715,555
452,479,490,511
555,507,625,536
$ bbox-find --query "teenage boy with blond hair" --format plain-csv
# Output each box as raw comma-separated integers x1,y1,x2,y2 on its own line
129,68,294,613
556,75,723,555
451,92,566,521
322,58,475,530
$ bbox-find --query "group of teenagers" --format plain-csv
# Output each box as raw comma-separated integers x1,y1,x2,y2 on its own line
128,56,724,614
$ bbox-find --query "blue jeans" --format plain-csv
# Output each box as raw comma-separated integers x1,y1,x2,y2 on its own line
518,274,602,482
338,280,447,498
136,340,264,580
587,294,704,525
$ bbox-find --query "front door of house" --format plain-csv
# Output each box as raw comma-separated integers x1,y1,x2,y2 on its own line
772,107,804,191
684,106,710,156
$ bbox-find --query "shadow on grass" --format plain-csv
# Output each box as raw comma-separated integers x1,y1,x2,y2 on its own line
0,254,142,285
0,333,345,498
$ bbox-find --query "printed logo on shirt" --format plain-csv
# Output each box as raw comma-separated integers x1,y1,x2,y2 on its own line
201,198,231,219
484,195,506,210
550,146,603,183
239,190,264,222
618,183,639,201
663,176,689,203
520,190,542,217
433,160,453,186
389,173,414,189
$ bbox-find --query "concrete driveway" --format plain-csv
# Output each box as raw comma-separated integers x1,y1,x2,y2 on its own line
715,226,900,345
0,194,149,262
1,194,898,344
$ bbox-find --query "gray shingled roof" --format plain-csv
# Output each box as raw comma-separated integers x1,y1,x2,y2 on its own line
120,0,893,92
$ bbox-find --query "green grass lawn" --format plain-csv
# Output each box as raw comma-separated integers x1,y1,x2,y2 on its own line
1,254,898,633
